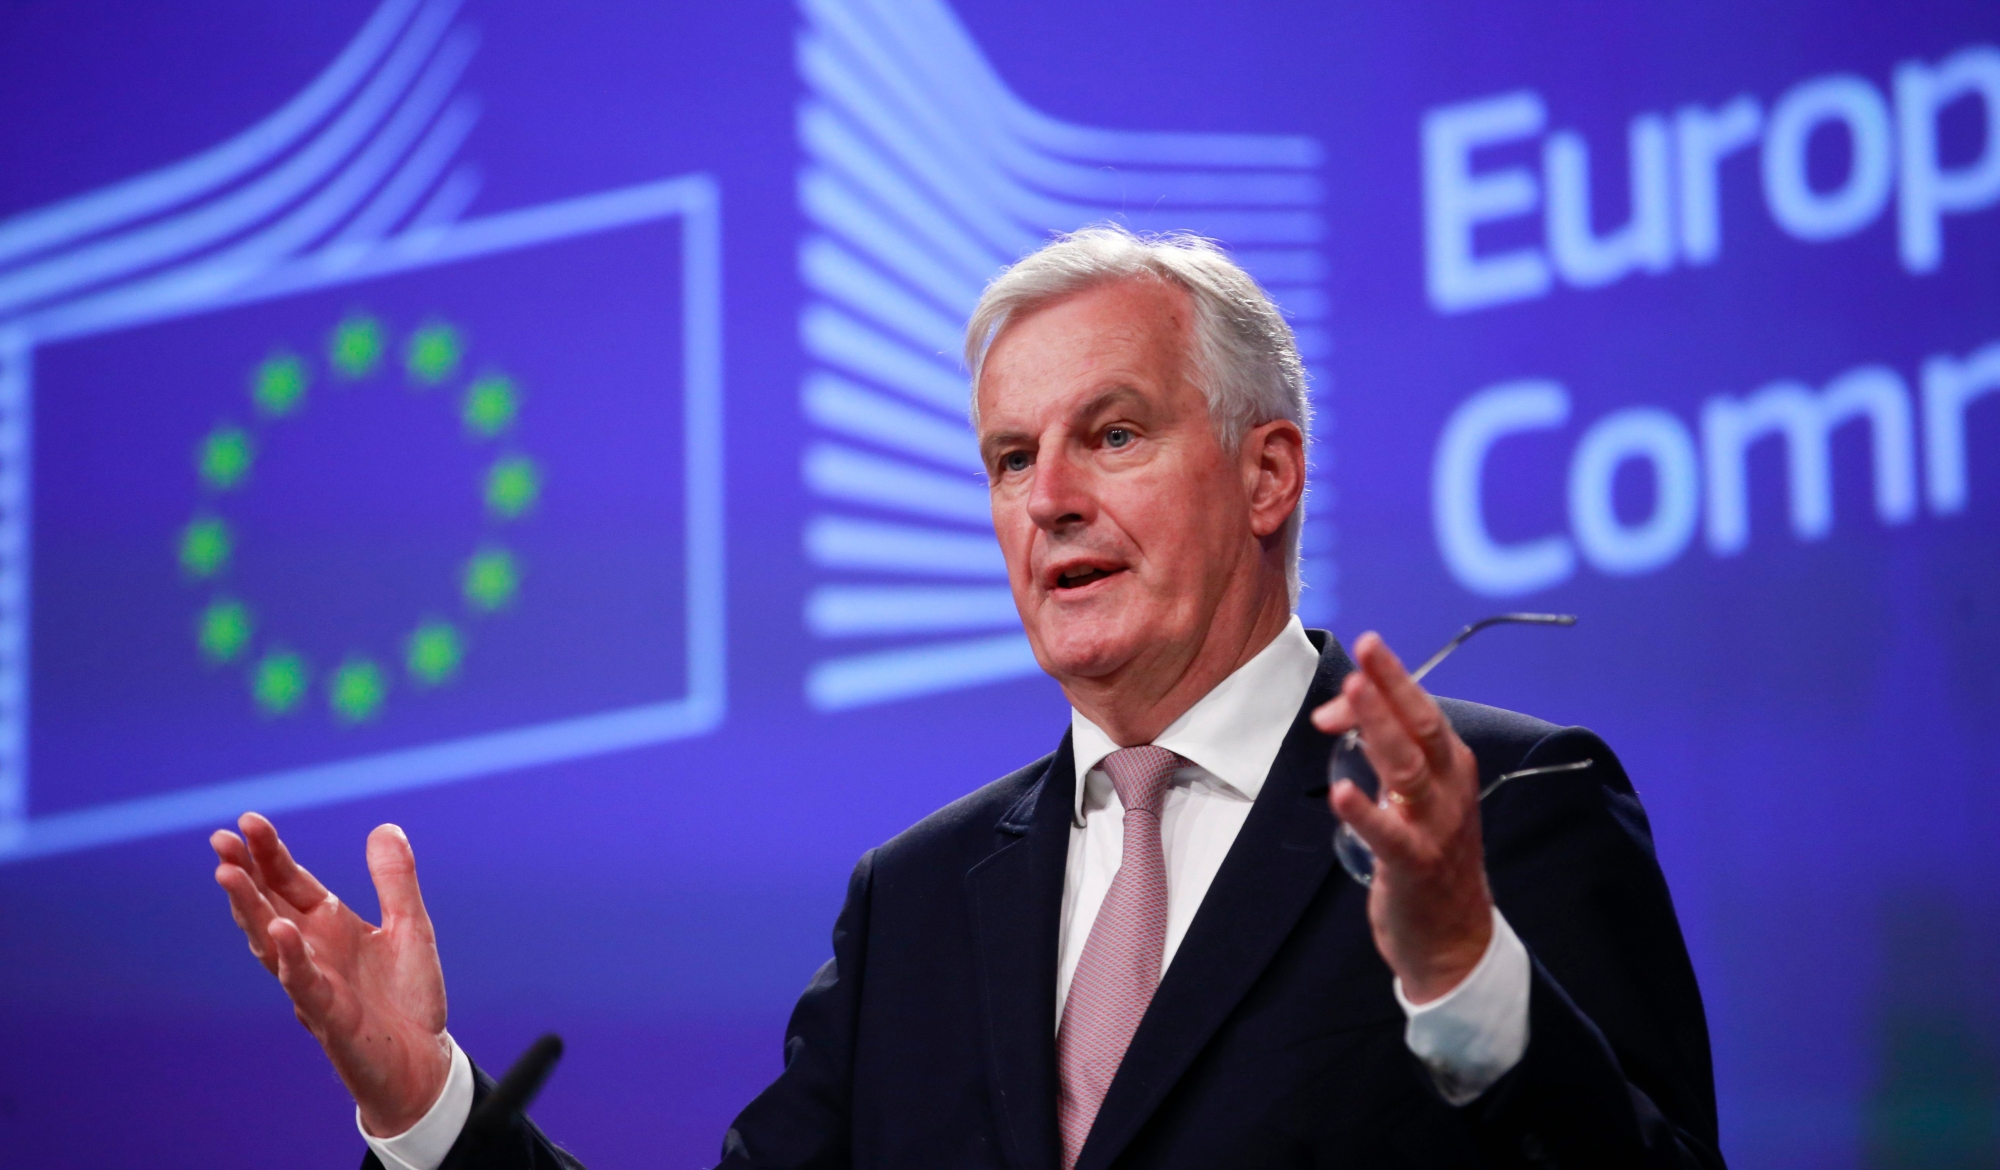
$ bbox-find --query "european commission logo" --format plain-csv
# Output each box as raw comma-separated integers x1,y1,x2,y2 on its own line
795,0,1335,711
0,0,723,861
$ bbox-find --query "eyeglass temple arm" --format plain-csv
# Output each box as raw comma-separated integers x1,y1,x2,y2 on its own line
1477,757,1594,800
1407,613,1577,685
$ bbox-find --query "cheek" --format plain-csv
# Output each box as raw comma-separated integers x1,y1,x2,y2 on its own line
1103,474,1199,564
1184,455,1250,535
989,495,1036,573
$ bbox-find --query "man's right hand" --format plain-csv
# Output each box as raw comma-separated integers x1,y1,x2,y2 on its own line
212,812,451,1138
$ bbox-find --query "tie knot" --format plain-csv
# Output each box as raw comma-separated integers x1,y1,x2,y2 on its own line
1101,745,1183,818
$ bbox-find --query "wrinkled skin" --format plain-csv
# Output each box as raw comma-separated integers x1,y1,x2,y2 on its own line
1312,636,1494,1002
975,276,1301,745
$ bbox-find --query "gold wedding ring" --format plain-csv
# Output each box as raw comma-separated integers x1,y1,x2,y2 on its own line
1385,782,1427,806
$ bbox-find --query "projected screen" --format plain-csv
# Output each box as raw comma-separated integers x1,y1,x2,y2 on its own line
0,1,1994,1167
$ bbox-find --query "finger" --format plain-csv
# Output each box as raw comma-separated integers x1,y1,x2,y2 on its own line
1309,693,1351,734
214,827,286,909
212,828,260,885
240,812,333,914
214,860,275,938
214,859,282,975
267,917,337,1024
1329,779,1421,864
1343,668,1430,793
1354,634,1460,778
367,824,433,938
211,827,244,864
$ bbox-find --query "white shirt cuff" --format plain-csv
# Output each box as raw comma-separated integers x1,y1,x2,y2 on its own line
1395,906,1531,1106
357,1034,474,1170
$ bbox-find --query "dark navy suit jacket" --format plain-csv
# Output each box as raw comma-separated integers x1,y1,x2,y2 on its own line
396,632,1725,1169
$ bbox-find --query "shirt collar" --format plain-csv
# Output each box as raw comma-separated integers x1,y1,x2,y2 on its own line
1069,615,1321,820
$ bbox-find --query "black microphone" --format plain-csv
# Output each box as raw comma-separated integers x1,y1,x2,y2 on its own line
438,1033,564,1169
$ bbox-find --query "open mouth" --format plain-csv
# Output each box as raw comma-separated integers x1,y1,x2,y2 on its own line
1054,565,1121,590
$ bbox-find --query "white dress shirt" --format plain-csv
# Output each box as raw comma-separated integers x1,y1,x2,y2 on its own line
361,1037,472,1170
367,617,1529,1167
1058,617,1529,1104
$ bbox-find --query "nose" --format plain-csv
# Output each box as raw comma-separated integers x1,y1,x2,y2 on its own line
1026,444,1092,534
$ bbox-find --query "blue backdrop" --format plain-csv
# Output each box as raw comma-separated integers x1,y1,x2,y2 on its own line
2,2,1996,1166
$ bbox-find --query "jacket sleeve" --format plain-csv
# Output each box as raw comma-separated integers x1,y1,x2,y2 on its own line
358,850,877,1170
715,848,877,1170
1461,725,1727,1170
357,1061,587,1170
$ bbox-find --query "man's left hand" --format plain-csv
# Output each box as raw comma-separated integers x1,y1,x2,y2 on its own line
1311,633,1493,1003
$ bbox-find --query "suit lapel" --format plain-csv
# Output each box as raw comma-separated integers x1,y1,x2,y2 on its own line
966,732,1075,1170
1076,634,1357,1170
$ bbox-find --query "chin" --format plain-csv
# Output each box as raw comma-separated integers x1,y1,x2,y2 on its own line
1028,613,1151,682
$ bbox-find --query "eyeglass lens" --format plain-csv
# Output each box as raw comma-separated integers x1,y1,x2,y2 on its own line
1330,613,1588,886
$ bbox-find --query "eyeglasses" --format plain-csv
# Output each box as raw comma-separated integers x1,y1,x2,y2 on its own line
1329,613,1593,886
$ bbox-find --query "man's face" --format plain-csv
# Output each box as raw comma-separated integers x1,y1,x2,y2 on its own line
976,278,1269,689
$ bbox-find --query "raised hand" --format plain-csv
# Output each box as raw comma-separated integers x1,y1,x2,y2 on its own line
1311,633,1494,1003
211,812,452,1136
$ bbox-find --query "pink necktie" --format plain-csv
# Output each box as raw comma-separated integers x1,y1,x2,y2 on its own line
1057,744,1184,1169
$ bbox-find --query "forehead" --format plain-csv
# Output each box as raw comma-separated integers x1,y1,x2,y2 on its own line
974,277,1194,428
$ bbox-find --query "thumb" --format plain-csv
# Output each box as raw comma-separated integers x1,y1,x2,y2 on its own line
366,824,432,936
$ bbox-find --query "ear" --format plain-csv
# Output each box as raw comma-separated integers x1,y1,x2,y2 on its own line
1241,418,1306,540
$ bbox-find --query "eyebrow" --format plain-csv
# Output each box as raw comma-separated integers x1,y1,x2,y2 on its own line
978,428,1030,462
977,382,1156,461
1071,384,1150,422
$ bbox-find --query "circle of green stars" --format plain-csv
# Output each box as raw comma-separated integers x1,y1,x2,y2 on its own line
180,313,539,725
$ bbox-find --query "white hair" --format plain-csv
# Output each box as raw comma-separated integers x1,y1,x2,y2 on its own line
964,224,1312,604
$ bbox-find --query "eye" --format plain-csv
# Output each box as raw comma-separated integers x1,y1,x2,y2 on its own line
1000,450,1032,473
1104,427,1133,449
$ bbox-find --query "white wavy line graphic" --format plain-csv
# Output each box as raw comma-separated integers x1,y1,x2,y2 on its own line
0,0,489,849
0,0,423,267
0,0,481,338
798,0,1332,711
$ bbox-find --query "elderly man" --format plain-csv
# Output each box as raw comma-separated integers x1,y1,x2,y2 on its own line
213,228,1722,1169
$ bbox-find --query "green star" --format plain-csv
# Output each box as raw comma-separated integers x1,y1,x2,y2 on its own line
251,651,308,716
405,620,464,686
197,426,254,491
197,598,253,663
179,516,233,578
463,547,520,612
328,657,388,723
329,314,385,378
462,375,519,438
252,353,308,417
406,322,463,385
484,456,541,519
